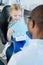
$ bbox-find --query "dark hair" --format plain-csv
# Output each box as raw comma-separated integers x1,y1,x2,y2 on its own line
29,5,43,31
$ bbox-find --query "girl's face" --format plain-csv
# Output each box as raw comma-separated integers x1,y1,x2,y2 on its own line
10,10,22,21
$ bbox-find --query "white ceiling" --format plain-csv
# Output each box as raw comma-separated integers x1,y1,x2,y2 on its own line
2,0,43,10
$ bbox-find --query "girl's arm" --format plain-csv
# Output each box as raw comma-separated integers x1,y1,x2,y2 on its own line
7,28,15,41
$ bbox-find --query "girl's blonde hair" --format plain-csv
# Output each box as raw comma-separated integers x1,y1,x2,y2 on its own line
10,4,22,13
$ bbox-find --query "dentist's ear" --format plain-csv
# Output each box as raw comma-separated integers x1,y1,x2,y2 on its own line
27,19,35,34
28,20,35,29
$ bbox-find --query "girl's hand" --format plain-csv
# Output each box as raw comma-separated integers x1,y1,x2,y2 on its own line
7,29,15,41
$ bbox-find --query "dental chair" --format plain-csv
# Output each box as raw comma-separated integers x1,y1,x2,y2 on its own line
2,5,10,44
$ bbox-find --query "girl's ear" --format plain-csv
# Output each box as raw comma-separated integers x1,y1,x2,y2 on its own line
10,16,12,21
8,16,12,22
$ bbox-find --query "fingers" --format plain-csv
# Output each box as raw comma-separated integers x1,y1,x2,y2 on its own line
8,29,15,34
7,29,15,41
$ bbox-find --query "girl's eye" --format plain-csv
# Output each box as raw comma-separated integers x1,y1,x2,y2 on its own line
19,15,22,17
14,15,17,17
